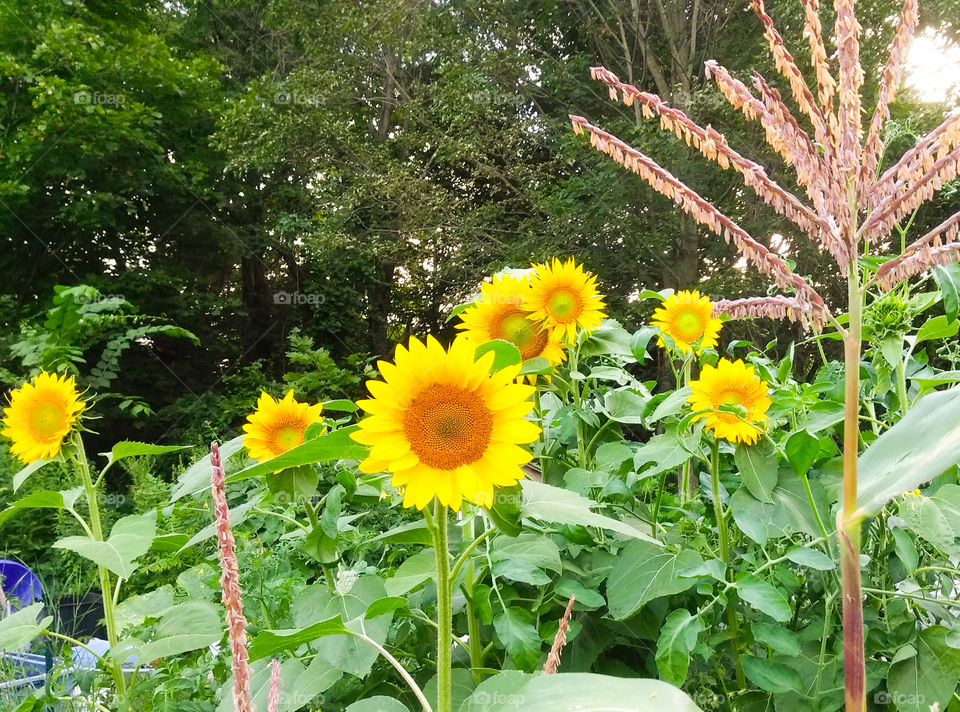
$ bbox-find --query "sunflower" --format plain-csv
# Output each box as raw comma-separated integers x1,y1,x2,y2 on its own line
243,391,324,463
1,372,86,464
350,335,540,511
651,290,723,354
456,274,566,371
687,359,771,445
521,258,607,342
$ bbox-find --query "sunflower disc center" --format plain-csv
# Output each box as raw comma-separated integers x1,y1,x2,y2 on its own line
547,289,581,321
498,311,548,359
403,384,493,470
274,425,304,452
31,402,65,441
674,310,705,340
720,391,743,407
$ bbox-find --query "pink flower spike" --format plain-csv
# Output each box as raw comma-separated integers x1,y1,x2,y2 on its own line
211,442,254,712
267,659,282,712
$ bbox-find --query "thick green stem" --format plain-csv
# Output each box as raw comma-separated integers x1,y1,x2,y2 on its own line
461,516,485,685
841,247,866,712
896,356,910,415
569,340,588,469
533,385,549,477
74,436,126,697
710,439,744,688
432,501,452,712
680,356,696,502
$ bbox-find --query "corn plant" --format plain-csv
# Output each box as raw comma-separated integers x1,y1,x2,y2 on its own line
568,1,959,710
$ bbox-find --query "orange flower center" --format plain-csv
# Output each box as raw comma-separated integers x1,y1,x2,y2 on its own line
30,402,65,441
497,310,549,360
547,288,582,322
403,384,493,470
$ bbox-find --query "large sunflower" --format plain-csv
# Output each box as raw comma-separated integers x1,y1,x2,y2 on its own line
651,290,723,354
243,391,324,463
456,274,566,370
350,335,540,511
2,372,86,464
521,258,607,342
687,359,771,445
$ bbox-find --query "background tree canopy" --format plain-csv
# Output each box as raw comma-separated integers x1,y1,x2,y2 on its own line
1,0,958,449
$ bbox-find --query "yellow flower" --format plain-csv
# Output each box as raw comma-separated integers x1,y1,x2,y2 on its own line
350,335,540,511
1,372,86,464
651,290,722,354
903,489,922,498
687,359,771,445
521,258,607,342
456,274,566,372
242,391,324,463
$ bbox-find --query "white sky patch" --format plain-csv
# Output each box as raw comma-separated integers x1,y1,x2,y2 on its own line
905,28,960,104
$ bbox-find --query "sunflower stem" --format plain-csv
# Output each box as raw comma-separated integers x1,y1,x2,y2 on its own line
461,513,486,685
73,434,127,698
710,438,744,688
680,355,696,502
533,384,549,478
431,500,453,712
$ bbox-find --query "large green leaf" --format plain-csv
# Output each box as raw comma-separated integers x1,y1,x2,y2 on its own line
915,315,959,343
656,609,702,686
0,603,53,651
741,656,803,694
934,263,960,322
899,485,960,558
729,471,830,545
247,615,350,661
491,533,561,586
12,458,55,492
384,549,436,597
458,671,703,711
0,487,84,528
520,480,658,543
116,600,222,663
606,540,702,619
114,585,175,633
858,387,960,516
633,429,700,479
475,339,523,372
493,607,542,671
283,575,393,678
53,510,157,579
735,575,792,622
101,441,188,468
734,440,778,503
887,627,960,712
602,388,650,424
227,427,367,484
